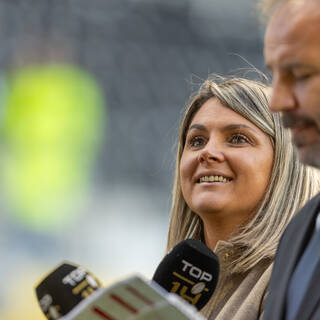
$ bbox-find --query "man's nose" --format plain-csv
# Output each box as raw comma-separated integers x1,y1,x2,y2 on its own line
269,77,296,113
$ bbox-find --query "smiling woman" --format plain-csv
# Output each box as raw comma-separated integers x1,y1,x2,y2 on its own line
166,76,320,320
180,98,274,241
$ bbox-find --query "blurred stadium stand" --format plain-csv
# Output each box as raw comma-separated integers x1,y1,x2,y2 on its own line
0,0,264,189
0,1,265,319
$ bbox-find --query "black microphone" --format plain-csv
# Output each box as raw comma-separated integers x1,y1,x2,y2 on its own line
35,261,207,320
35,261,102,320
152,239,219,310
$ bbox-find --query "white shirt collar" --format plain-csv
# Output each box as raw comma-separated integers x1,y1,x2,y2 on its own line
316,212,320,231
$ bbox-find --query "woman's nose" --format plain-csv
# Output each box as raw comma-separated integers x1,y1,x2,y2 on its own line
198,144,225,164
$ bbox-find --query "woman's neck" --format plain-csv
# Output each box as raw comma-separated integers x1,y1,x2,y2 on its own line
201,213,249,250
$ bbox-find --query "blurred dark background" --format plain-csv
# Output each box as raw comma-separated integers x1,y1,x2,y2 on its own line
0,0,266,319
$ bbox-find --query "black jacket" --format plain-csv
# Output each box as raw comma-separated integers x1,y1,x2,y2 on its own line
263,193,320,320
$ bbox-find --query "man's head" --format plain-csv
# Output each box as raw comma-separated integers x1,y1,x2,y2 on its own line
263,0,320,168
259,0,305,20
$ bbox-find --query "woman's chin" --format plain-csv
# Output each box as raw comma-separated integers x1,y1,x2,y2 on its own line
192,203,226,217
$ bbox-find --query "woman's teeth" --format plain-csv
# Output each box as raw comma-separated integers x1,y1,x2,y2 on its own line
199,176,229,183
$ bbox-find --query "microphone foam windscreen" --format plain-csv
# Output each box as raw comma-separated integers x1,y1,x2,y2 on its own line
35,262,101,320
152,239,219,310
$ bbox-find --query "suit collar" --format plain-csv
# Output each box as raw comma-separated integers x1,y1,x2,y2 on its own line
289,193,320,320
296,259,320,320
294,194,320,319
277,193,320,319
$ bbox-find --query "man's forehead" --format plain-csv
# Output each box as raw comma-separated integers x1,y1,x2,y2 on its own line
262,0,312,17
265,0,320,50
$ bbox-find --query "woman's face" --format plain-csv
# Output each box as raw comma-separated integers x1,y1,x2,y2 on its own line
180,97,274,224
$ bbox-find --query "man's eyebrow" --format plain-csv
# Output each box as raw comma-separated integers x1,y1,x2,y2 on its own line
267,62,315,72
282,62,315,70
264,61,315,72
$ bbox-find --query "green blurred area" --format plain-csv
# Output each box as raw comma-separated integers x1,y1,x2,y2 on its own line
0,64,106,231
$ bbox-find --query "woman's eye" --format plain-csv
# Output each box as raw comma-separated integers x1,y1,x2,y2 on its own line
229,134,250,144
188,136,205,148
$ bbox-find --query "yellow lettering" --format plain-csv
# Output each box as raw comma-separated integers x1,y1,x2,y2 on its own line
171,281,181,293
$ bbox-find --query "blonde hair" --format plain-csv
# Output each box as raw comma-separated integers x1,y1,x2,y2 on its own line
167,76,320,274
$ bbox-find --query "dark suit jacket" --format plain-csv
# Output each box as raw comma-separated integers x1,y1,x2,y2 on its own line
263,193,320,320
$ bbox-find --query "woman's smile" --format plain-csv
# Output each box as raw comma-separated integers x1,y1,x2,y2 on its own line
199,175,231,183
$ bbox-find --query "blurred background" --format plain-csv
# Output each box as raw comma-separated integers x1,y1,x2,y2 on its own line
0,0,266,319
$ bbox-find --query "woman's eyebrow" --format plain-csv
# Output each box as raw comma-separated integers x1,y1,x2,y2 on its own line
188,123,206,131
188,123,257,133
222,124,257,132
